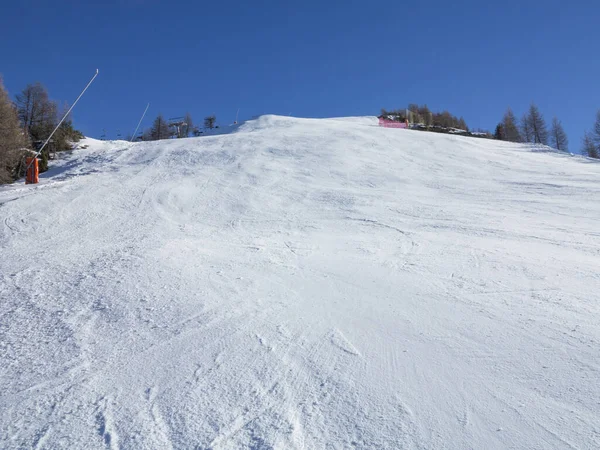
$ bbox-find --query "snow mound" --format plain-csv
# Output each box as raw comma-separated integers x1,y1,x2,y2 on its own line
1,116,600,449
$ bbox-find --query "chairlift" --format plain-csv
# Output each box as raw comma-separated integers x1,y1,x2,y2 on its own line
168,117,188,138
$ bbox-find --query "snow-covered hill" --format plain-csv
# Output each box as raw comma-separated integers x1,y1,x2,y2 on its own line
1,115,599,449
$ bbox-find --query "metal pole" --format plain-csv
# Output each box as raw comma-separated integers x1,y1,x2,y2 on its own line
131,103,150,142
25,69,99,174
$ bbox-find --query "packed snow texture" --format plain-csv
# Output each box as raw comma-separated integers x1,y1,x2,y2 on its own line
1,116,599,449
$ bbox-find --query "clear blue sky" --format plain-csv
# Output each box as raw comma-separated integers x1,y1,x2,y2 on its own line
1,0,598,150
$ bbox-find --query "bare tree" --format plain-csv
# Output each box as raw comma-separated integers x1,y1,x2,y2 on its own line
183,112,193,137
141,129,153,141
0,78,30,183
15,83,57,143
407,104,420,123
15,83,40,132
525,103,548,145
583,131,599,159
520,113,533,143
204,115,216,130
549,117,568,151
502,108,521,142
418,105,432,127
150,114,170,140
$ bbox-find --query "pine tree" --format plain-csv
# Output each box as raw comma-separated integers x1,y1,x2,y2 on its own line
502,108,521,142
0,78,30,183
583,132,599,159
494,123,505,140
52,102,83,154
593,110,600,149
549,117,568,151
150,115,170,140
526,103,548,145
204,115,216,129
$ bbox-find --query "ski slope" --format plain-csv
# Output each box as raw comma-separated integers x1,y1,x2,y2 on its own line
1,115,599,449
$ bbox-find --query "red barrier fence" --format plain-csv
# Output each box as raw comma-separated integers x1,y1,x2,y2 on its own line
378,118,408,129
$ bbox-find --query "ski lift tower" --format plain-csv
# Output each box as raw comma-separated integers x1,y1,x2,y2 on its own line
168,117,187,138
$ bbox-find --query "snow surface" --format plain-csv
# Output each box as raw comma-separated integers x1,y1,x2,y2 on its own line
1,115,600,449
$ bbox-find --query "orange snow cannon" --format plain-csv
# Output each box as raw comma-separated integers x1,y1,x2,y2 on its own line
25,157,39,184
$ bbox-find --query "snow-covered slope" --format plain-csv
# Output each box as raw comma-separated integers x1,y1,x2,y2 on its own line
1,116,599,449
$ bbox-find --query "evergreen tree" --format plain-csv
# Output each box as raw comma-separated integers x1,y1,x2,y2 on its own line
593,110,600,149
526,103,548,145
549,117,568,151
0,78,30,183
494,123,505,140
37,147,50,173
150,114,170,140
583,132,599,159
502,108,521,142
204,115,216,129
52,103,83,154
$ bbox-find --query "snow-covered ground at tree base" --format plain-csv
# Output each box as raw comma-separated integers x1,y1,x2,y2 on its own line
1,115,599,449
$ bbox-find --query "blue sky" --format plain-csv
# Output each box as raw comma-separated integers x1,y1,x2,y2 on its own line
1,0,598,150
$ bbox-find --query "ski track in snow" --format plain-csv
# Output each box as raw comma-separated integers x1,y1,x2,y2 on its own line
1,115,600,449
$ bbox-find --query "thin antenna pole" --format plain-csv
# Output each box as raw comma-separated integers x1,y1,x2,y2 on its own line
131,103,150,142
26,69,99,173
